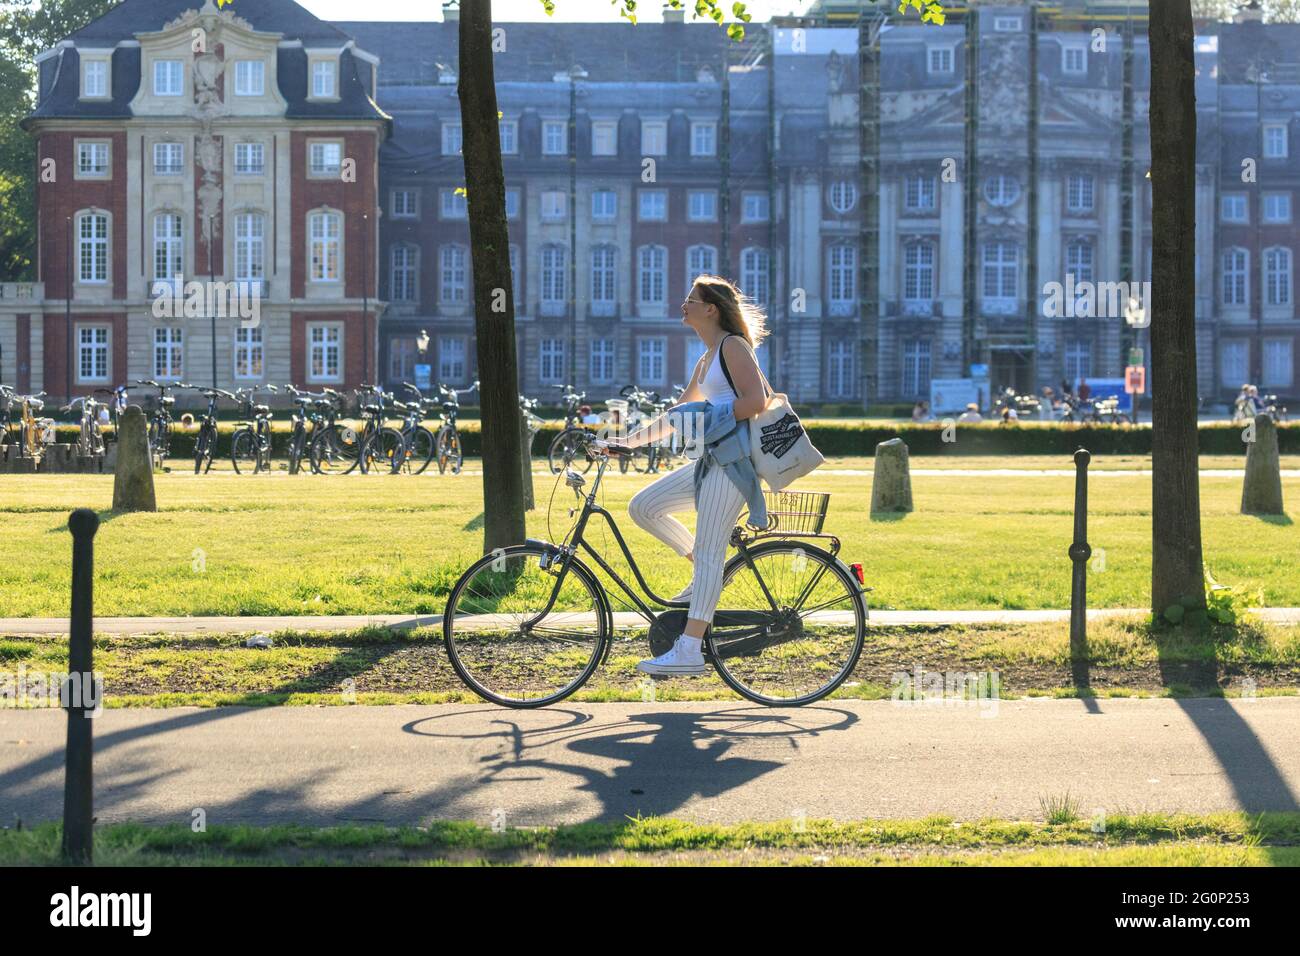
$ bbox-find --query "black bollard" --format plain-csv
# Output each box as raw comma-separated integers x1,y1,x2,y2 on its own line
1068,449,1092,653
62,507,99,864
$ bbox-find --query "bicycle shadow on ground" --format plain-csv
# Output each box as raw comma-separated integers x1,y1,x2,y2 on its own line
399,704,860,824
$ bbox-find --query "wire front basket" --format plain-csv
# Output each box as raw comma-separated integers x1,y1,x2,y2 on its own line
748,490,830,534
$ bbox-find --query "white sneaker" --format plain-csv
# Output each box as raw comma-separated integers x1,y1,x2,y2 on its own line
667,582,693,604
637,637,708,676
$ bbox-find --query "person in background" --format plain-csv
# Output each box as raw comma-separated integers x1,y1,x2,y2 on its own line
1040,386,1056,420
957,402,983,423
579,404,601,425
911,400,934,422
1060,378,1072,400
1077,378,1091,403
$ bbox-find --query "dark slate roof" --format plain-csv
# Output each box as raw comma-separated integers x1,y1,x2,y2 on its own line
27,0,387,124
68,0,350,44
335,21,757,86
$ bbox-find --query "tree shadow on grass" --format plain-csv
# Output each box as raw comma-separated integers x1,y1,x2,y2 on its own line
462,512,485,532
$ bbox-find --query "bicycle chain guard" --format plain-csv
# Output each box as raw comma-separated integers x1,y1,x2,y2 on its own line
648,609,688,656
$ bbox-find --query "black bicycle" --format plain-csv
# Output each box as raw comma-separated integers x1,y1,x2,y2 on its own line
387,382,439,475
547,384,594,475
354,385,404,475
441,443,869,708
136,380,178,470
284,385,333,475
231,385,277,474
305,388,353,474
434,380,478,475
192,387,235,474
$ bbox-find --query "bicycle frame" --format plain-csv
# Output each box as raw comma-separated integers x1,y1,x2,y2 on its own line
525,456,848,663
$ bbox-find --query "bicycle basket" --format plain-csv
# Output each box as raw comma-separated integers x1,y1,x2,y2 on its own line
750,490,830,534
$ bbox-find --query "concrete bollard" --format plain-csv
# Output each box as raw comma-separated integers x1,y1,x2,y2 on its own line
62,508,99,865
111,406,157,512
870,437,913,515
1241,413,1285,515
520,415,536,511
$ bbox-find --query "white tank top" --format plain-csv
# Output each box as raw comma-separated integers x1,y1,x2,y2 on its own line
698,341,735,403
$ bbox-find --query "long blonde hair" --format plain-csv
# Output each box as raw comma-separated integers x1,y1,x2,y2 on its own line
691,274,770,349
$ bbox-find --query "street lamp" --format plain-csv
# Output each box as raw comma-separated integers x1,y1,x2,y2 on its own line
207,215,217,388
417,329,429,354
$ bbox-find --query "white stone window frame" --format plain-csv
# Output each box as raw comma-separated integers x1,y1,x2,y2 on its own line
306,321,344,384
638,336,667,386
153,326,184,381
440,189,468,220
540,189,567,222
79,53,112,101
591,120,619,157
151,210,185,283
1061,44,1088,76
690,121,717,157
591,189,617,221
153,141,184,177
542,119,568,156
640,119,668,157
499,119,518,155
1221,247,1249,307
1066,173,1095,213
438,336,467,383
233,324,264,381
1263,245,1292,307
308,55,339,101
152,58,184,97
589,337,616,386
638,189,667,222
686,244,718,294
505,187,521,220
234,211,267,283
1262,192,1292,223
307,139,344,179
307,207,344,284
441,122,462,157
741,246,770,307
926,44,955,75
391,188,420,219
993,15,1022,31
637,244,668,307
539,338,566,385
234,141,266,177
390,242,420,303
75,139,112,181
741,191,769,223
828,179,857,214
439,243,468,304
904,174,937,212
1263,123,1288,160
687,189,717,222
233,59,266,97
1220,192,1249,224
75,209,111,285
75,323,111,385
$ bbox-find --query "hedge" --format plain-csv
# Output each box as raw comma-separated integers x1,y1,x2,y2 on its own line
55,419,1296,461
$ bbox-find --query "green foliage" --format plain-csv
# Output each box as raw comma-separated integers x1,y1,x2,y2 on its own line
0,0,119,279
1161,564,1266,628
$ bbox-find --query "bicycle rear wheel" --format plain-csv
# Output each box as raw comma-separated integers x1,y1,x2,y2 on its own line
360,427,403,474
548,429,594,474
443,544,609,708
310,423,360,474
710,540,866,706
231,428,257,475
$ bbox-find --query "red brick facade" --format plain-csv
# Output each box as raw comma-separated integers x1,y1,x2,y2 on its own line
290,130,381,300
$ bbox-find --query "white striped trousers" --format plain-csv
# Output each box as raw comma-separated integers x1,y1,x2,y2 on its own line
627,459,747,622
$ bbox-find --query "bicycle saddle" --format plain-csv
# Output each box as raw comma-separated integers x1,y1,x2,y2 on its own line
254,404,270,416
160,396,175,406
362,404,381,415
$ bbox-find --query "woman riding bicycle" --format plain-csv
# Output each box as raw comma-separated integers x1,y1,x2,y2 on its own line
604,274,770,677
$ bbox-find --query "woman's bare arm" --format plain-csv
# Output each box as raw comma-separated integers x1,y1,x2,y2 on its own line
721,336,767,421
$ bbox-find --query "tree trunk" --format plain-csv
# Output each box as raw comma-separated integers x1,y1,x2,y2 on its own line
458,0,527,553
1148,0,1205,613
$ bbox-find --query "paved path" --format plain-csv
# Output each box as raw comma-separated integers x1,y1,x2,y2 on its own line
3,607,1297,637
2,699,1297,826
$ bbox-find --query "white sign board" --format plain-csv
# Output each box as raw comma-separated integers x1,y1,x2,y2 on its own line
930,378,982,415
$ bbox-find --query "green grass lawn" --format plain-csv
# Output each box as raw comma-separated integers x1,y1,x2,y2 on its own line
4,812,1297,866
0,457,1296,618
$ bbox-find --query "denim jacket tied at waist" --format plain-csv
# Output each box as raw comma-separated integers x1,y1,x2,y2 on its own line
671,399,767,529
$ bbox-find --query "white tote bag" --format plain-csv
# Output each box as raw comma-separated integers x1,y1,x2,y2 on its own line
719,336,824,491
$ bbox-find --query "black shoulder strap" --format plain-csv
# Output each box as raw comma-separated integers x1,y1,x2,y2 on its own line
717,333,771,399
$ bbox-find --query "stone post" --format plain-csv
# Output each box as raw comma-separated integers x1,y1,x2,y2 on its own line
111,405,157,512
870,437,913,515
1241,413,1284,515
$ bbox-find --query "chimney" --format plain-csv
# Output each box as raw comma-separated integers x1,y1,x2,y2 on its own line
1234,0,1264,23
664,5,685,25
443,1,459,23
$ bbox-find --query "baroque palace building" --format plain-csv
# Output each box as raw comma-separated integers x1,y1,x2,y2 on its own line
1,0,1296,406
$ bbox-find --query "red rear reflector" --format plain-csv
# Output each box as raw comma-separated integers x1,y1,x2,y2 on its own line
850,562,865,585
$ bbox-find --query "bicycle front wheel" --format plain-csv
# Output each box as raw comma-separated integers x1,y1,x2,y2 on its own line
231,428,257,474
360,427,404,474
548,429,594,474
710,540,866,706
443,544,609,708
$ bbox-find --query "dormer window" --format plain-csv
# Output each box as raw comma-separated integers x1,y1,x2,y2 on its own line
80,56,110,99
234,60,265,97
153,60,183,97
311,59,337,99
